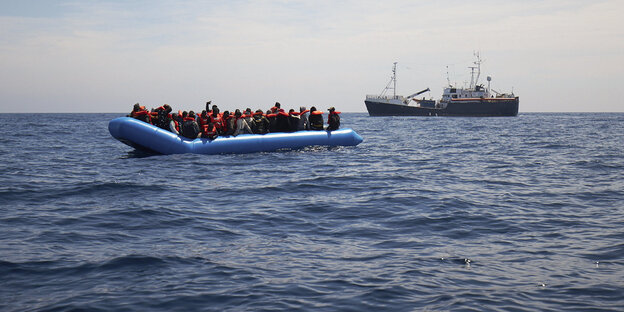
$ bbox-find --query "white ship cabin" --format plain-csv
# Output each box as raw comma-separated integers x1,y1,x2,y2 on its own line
441,84,490,101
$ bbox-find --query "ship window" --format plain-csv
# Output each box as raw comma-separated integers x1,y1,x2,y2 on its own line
452,95,457,98
450,88,456,93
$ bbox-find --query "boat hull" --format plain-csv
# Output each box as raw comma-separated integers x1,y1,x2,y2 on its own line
108,117,363,155
365,97,519,117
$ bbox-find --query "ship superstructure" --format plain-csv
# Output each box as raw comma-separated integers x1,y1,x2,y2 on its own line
365,53,519,117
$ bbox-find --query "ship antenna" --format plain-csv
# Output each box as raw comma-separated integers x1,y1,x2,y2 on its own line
446,65,451,87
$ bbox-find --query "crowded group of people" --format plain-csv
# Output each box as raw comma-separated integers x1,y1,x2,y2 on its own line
127,101,341,140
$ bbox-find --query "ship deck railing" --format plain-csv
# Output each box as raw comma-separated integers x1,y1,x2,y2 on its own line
366,95,405,100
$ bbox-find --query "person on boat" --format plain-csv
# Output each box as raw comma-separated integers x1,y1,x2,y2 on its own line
288,109,300,132
266,109,277,132
198,110,210,132
327,107,341,131
243,108,254,127
222,110,236,136
129,103,151,123
274,109,291,132
308,106,324,130
182,111,202,139
209,104,219,116
233,109,253,136
298,106,310,130
153,104,173,130
201,120,218,140
167,112,180,134
210,107,224,135
251,109,270,134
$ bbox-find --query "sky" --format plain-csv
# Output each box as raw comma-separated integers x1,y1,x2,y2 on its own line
1,0,623,113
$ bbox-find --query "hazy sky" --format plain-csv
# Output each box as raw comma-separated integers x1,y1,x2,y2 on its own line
1,0,622,113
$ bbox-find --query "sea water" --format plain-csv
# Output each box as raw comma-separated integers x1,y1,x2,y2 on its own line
1,113,623,311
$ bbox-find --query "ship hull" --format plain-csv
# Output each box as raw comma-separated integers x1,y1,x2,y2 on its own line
365,97,519,117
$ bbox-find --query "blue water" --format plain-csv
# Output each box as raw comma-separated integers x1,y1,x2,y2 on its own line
1,113,623,311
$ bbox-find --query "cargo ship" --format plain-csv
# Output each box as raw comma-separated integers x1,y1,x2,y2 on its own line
365,54,519,117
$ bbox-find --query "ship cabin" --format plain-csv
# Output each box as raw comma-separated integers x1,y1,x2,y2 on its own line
441,85,490,102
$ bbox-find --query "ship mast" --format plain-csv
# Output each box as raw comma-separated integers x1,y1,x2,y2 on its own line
393,62,397,98
469,52,482,89
380,62,398,98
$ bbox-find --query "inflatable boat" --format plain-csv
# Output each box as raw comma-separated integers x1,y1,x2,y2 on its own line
108,117,363,155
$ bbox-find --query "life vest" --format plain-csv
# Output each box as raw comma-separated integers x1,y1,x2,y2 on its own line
131,110,151,123
199,114,210,126
202,123,217,137
182,117,199,139
210,114,223,134
327,111,341,130
309,111,324,130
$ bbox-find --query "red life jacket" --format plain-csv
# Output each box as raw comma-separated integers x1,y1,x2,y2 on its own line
131,110,151,123
327,111,341,124
199,114,210,126
210,115,223,132
202,124,217,136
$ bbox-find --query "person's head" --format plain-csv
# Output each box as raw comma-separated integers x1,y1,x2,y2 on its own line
223,110,230,118
289,109,295,114
133,103,141,111
164,104,172,113
235,109,241,117
275,102,281,108
255,109,263,115
266,110,272,115
182,111,188,118
328,107,335,112
189,111,195,118
310,106,317,112
201,110,207,117
300,106,306,112
246,108,251,113
212,107,220,116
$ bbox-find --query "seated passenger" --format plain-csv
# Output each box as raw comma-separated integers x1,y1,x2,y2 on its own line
129,103,151,123
154,104,173,129
308,106,324,130
233,109,253,136
182,111,202,139
251,109,270,134
327,107,341,131
266,110,277,132
222,111,235,136
298,106,310,130
288,109,300,132
210,107,224,135
274,109,291,132
202,121,218,140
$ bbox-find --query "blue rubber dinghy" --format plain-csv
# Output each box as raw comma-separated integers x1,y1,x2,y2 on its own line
109,117,364,155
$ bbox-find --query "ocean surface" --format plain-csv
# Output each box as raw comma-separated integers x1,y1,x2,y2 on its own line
1,112,623,311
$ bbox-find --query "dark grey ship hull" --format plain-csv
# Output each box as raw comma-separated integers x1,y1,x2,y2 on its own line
365,97,519,117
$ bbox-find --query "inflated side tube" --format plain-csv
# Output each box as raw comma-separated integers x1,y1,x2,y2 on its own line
108,117,363,155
